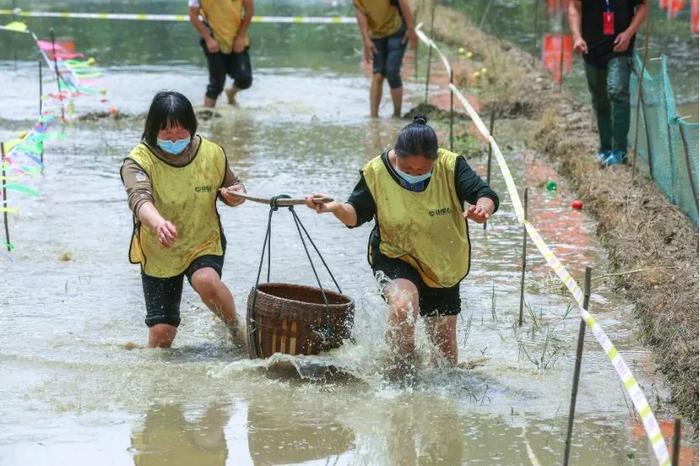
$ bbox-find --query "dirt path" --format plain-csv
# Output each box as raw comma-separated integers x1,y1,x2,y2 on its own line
412,2,698,432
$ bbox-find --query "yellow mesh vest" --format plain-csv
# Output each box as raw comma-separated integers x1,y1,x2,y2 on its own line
353,0,402,38
127,138,226,278
363,149,471,288
200,0,249,54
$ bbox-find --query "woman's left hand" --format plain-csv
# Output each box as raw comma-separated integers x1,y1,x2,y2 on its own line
464,204,490,223
404,28,419,49
219,182,246,206
233,36,246,54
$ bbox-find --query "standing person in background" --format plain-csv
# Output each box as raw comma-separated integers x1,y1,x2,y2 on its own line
354,0,419,118
189,0,254,108
569,0,648,166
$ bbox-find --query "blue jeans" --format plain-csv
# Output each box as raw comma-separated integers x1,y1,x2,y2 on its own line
585,57,632,154
371,26,407,89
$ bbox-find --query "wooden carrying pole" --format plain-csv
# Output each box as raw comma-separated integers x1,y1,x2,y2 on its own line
223,192,333,207
518,187,528,326
562,266,592,466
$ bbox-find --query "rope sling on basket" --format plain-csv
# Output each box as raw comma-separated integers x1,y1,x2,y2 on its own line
246,194,354,359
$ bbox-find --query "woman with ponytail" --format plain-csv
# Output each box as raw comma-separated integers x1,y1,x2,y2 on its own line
305,116,498,369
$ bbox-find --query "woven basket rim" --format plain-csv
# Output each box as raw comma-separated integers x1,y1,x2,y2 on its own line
251,282,353,308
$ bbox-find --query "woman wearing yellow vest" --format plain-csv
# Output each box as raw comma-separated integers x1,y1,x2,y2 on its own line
189,0,254,107
121,91,246,348
353,0,418,117
305,117,499,367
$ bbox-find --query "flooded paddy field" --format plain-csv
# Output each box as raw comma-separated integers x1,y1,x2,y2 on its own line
0,1,697,464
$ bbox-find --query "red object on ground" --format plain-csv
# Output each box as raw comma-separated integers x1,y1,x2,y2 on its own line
542,34,573,83
571,199,583,210
661,0,686,18
547,0,569,14
692,0,699,33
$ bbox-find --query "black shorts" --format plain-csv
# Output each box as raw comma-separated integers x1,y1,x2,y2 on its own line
141,254,224,328
371,253,461,317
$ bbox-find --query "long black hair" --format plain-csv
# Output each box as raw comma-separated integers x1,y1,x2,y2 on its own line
142,91,198,147
394,115,438,159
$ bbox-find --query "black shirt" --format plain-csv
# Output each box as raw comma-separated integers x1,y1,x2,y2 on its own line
346,151,499,261
582,0,645,68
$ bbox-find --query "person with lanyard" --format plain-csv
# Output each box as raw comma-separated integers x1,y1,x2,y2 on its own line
120,91,247,348
569,0,648,166
353,0,419,118
304,116,499,368
189,0,254,108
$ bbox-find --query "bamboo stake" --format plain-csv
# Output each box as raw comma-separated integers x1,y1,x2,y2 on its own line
38,60,44,171
562,266,592,466
424,3,435,104
1,143,11,252
484,111,495,230
413,4,420,82
518,187,528,326
671,418,681,466
449,69,454,151
49,28,65,121
632,10,652,178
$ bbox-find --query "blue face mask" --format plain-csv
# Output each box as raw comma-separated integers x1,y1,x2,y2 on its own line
394,164,432,185
157,137,191,155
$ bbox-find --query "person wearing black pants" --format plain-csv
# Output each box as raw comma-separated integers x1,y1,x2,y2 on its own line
189,0,254,108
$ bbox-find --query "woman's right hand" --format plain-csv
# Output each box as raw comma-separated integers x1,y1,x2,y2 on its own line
363,39,377,64
304,193,338,214
154,220,177,248
206,37,220,54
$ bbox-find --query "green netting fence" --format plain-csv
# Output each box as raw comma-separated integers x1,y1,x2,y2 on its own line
630,54,699,225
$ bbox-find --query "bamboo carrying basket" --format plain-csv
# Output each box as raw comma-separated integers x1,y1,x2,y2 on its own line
246,283,354,358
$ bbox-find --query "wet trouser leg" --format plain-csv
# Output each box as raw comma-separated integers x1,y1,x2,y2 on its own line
205,51,228,100
385,29,407,90
227,47,253,90
607,57,632,154
585,62,613,153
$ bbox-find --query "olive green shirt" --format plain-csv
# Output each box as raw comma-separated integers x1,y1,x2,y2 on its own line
353,0,402,38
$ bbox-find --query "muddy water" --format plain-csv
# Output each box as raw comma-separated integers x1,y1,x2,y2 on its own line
0,3,697,466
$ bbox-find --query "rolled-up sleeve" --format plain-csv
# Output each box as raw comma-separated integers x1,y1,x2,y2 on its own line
120,159,154,216
455,157,499,212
